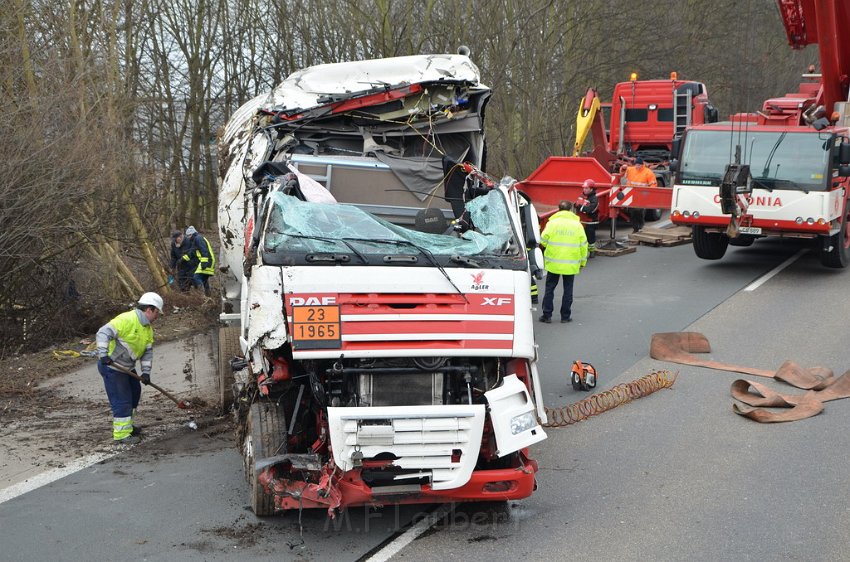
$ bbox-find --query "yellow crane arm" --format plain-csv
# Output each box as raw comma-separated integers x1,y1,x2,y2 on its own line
573,88,601,156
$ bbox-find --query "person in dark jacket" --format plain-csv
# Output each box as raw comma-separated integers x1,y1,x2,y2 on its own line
185,226,216,296
169,230,194,292
576,179,599,258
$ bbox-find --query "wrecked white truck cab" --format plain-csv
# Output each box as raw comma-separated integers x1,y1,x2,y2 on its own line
217,53,547,516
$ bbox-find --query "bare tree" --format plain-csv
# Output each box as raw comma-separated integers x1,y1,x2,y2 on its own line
0,0,818,355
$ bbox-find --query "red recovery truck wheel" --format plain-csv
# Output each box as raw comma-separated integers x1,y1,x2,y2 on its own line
692,225,729,260
820,216,850,268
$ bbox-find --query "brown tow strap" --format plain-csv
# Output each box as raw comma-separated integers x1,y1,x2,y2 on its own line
650,332,850,423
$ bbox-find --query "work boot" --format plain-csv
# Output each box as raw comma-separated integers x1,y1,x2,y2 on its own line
131,426,143,436
538,315,551,323
114,435,141,445
561,318,572,323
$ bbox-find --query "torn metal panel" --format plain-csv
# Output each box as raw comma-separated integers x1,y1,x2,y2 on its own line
484,375,547,457
218,131,272,312
244,266,287,351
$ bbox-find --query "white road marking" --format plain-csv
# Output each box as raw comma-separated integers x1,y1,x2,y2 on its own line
365,504,453,562
744,249,808,292
0,451,118,505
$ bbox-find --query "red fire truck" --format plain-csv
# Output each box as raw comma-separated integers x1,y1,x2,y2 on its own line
670,0,850,268
519,74,718,237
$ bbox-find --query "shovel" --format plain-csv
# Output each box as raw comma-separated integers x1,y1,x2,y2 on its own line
109,363,198,430
109,362,192,409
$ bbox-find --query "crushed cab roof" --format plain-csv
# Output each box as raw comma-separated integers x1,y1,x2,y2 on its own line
264,54,486,112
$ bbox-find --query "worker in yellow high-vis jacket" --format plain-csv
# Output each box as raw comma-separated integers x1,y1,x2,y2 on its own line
96,292,163,445
539,201,588,324
185,226,216,296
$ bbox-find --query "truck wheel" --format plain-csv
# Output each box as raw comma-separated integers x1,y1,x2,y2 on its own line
245,401,286,516
692,226,728,260
218,326,240,413
820,218,850,268
645,208,663,222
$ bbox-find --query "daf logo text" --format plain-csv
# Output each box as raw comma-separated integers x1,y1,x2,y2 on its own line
290,296,336,306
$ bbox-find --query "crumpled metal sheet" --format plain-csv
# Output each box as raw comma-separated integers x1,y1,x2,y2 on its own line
650,332,850,423
268,54,484,112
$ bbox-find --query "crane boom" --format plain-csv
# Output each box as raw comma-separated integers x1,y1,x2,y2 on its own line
777,0,850,115
573,88,603,156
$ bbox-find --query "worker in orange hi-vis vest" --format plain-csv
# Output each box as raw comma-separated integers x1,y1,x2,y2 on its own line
622,156,657,233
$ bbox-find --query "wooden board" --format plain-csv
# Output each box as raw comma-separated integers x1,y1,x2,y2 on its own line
628,225,692,247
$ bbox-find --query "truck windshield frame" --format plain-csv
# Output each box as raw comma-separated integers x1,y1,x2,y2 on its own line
678,129,831,191
261,189,526,270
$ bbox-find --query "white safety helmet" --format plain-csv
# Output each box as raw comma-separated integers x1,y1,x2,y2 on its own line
138,292,164,313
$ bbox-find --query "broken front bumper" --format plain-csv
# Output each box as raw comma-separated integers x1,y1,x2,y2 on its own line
257,401,541,515
258,451,539,515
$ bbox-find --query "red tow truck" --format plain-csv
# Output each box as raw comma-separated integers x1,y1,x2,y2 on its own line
670,0,850,268
519,74,718,236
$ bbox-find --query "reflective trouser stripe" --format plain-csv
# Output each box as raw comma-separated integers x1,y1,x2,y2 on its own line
530,282,538,297
589,243,596,252
113,416,133,440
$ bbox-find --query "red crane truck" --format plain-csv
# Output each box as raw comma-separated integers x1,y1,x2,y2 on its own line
519,74,718,237
670,0,850,268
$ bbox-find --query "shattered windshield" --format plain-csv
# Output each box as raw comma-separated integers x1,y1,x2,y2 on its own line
679,130,830,191
262,189,523,268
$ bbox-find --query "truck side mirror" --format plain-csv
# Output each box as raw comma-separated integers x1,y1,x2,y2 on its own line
840,165,850,177
531,248,544,279
840,142,850,165
670,159,679,172
671,138,681,159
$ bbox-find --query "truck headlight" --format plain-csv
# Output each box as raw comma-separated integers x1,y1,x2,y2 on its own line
510,411,536,435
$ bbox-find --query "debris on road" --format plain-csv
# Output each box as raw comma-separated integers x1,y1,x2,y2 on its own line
651,331,850,423
542,369,677,427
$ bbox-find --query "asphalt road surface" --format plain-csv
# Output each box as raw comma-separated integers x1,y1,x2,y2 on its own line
3,234,849,561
